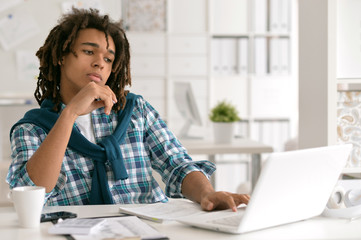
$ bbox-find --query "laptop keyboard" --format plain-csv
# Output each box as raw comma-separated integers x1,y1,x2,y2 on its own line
207,213,244,227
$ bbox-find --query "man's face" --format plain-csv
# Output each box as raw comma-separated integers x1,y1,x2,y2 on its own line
59,28,116,102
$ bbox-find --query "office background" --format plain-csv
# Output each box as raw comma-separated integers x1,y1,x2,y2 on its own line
10,0,361,205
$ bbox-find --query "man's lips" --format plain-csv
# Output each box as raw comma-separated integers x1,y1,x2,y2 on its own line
87,73,102,82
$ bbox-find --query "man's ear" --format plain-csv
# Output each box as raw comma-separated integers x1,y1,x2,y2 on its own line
58,57,64,65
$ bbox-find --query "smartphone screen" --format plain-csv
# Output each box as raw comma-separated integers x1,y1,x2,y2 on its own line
41,211,77,223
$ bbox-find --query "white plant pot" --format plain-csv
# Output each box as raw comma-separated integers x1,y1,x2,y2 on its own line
212,122,235,144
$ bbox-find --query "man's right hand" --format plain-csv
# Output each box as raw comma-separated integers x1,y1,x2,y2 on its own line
66,82,118,117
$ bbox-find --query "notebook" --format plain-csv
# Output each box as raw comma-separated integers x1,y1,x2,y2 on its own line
177,144,352,234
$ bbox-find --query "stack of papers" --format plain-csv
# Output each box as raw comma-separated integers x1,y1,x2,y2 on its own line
48,216,168,240
118,199,246,223
118,199,203,222
49,218,105,235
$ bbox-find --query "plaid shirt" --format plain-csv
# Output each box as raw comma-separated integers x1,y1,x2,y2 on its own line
7,97,215,206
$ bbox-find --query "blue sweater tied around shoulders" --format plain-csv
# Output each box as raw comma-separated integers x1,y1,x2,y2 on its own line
10,93,139,204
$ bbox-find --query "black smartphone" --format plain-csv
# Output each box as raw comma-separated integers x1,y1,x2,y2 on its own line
41,211,77,223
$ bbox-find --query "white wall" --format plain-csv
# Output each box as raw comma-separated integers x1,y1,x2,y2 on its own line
0,0,121,95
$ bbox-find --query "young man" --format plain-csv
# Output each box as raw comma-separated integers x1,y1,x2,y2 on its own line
7,8,249,210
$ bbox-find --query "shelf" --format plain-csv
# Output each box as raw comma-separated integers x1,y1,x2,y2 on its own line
211,75,248,80
0,95,35,106
336,79,361,84
252,32,291,38
211,33,291,39
0,93,33,98
211,33,250,38
0,99,34,106
342,167,361,174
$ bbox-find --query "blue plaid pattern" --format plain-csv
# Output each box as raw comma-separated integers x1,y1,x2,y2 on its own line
7,97,215,206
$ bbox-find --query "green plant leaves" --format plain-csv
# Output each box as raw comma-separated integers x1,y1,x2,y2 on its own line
209,100,240,122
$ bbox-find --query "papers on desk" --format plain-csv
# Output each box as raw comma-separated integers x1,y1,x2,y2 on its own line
118,199,203,223
48,216,168,240
49,218,105,235
118,199,246,223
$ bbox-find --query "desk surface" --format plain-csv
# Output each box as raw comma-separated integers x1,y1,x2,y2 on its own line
1,203,361,240
181,138,273,155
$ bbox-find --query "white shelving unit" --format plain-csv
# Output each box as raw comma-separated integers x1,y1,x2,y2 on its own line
125,0,210,138
209,0,296,151
125,0,297,152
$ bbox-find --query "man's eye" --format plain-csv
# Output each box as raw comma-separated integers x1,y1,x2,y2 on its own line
104,57,113,63
83,50,93,55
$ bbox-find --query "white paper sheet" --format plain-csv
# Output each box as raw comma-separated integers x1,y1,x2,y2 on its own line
16,50,39,82
72,216,167,240
119,199,203,222
118,199,247,223
0,13,40,50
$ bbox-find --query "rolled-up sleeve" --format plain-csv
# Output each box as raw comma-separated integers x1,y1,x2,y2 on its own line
165,160,216,198
7,124,67,201
139,99,216,198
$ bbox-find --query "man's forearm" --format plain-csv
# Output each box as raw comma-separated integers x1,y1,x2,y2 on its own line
26,107,77,192
181,171,215,204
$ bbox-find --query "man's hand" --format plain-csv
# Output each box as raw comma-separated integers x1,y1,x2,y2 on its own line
181,171,250,212
66,82,117,117
200,191,250,212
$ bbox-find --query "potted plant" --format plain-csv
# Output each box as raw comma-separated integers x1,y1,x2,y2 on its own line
209,100,240,143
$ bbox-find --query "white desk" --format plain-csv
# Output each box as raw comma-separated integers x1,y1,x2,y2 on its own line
1,204,361,240
181,139,273,189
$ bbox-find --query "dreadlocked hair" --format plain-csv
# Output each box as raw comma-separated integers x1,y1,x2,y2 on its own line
35,8,131,112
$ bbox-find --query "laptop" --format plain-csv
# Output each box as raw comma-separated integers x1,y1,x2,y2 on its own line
177,144,352,234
